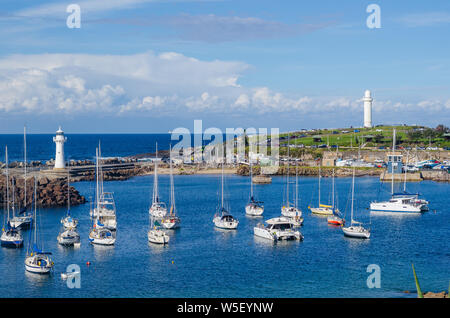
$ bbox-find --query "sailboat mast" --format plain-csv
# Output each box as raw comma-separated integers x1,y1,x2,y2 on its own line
403,153,408,192
5,146,9,219
351,168,355,224
169,144,175,214
96,147,100,212
34,177,37,244
67,168,71,213
332,168,335,211
318,165,321,205
153,143,158,203
286,133,290,207
221,160,224,209
250,160,253,197
295,163,298,208
391,129,396,195
24,126,27,209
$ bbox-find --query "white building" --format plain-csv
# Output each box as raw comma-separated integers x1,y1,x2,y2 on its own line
53,126,67,170
363,90,373,128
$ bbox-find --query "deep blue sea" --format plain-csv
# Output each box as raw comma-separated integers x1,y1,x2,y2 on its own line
0,135,449,298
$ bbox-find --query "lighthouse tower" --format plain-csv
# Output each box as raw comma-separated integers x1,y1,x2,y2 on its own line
363,90,373,128
53,126,67,170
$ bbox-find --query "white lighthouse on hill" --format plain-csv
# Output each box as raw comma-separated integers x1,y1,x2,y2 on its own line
363,90,373,128
53,126,67,170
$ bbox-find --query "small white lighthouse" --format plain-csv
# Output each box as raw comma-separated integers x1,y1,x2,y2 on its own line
363,90,373,128
53,126,67,170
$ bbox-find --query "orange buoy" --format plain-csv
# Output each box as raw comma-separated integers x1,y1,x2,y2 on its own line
86,261,91,266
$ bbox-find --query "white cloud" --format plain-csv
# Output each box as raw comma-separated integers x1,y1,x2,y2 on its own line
0,51,448,124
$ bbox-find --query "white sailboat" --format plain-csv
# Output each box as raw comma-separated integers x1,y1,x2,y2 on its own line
1,146,24,248
245,160,264,216
61,170,78,229
370,129,428,213
10,127,33,229
90,144,117,230
148,218,170,244
161,145,181,229
57,171,80,246
213,161,239,230
342,168,370,239
254,217,303,242
327,169,345,226
89,147,116,246
308,166,337,215
25,178,54,274
149,143,168,219
281,136,302,219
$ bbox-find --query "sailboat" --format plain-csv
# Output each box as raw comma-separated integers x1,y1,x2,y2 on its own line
308,166,337,215
89,147,116,246
57,170,80,246
148,217,170,244
10,127,33,229
370,129,428,213
90,144,117,230
342,168,370,239
213,161,239,230
161,145,181,229
245,160,264,216
281,136,302,219
60,170,78,229
327,169,345,226
149,143,168,219
1,146,24,248
25,178,54,274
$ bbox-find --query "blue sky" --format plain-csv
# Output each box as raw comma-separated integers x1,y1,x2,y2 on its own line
0,0,449,133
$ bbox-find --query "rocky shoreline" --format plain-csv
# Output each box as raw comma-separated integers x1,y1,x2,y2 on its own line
0,176,85,208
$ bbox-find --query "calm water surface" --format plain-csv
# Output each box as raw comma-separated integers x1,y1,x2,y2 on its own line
0,175,449,298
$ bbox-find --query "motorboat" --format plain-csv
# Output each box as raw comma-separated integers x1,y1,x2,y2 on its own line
370,129,429,214
254,217,303,241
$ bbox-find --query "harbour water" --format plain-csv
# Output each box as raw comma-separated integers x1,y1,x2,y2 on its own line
0,173,449,298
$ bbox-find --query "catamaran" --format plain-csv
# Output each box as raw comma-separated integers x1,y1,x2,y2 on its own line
25,178,54,274
1,147,24,248
161,146,181,229
254,217,303,241
213,161,239,230
245,160,264,216
342,168,370,239
281,136,302,220
370,129,429,213
10,127,32,229
149,143,168,219
327,169,345,226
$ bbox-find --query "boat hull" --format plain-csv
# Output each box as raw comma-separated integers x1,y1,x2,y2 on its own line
370,202,425,213
281,207,302,218
342,226,370,239
213,217,238,230
148,230,170,244
245,205,264,216
0,239,23,248
25,255,53,274
161,217,180,229
309,207,333,215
